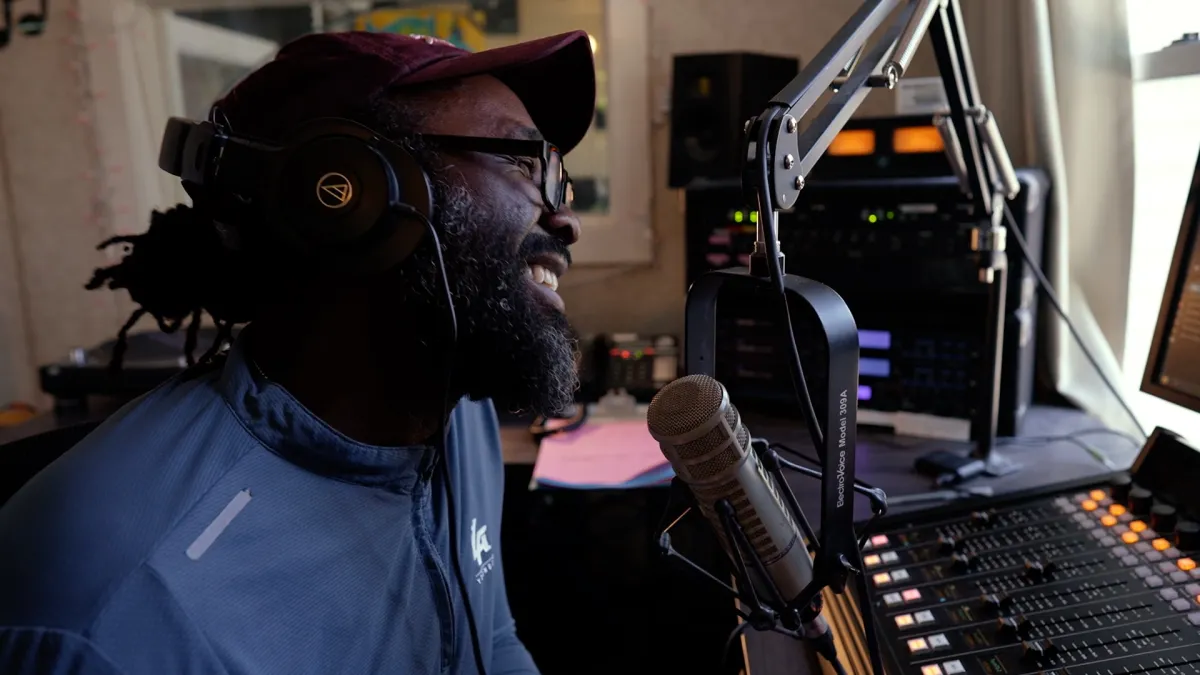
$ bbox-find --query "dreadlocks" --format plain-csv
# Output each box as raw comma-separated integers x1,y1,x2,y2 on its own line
86,206,257,371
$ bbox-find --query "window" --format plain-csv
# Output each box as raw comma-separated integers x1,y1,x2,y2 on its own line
1124,1,1200,440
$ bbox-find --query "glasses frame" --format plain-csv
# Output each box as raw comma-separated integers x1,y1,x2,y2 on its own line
421,134,572,212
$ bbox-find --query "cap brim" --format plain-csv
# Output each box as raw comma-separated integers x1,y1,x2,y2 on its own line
403,31,596,154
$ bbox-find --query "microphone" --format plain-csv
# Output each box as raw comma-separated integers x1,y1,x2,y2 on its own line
646,373,824,632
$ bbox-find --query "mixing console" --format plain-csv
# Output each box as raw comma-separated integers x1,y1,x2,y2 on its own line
843,433,1200,675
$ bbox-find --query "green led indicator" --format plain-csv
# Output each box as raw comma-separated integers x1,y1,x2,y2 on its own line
734,211,744,223
868,214,878,223
886,211,895,220
750,211,759,224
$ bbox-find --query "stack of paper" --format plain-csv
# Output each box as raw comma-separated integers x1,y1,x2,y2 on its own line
531,419,674,490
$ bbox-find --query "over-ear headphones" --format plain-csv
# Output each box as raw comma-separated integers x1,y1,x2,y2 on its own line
158,115,434,275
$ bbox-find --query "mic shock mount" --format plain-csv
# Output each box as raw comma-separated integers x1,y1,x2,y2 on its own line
656,438,888,644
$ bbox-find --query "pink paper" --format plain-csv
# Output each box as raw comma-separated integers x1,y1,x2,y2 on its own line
532,420,668,487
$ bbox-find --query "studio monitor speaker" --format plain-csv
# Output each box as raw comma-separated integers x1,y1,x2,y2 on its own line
668,52,800,189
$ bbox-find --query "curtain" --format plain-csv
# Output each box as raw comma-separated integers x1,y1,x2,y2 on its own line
1016,0,1140,436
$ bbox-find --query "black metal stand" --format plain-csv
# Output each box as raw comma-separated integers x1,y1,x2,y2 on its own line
971,247,1018,475
926,3,1017,476
686,268,862,591
676,266,887,670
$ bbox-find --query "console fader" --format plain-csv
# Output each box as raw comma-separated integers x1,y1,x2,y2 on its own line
848,431,1200,675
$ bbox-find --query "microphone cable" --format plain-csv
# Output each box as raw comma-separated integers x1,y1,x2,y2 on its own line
403,206,489,675
752,112,876,675
1001,203,1149,440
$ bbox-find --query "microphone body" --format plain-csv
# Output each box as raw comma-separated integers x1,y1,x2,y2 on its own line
647,374,813,607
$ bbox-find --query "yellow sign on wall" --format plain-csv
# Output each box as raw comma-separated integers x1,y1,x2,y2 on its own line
355,7,487,52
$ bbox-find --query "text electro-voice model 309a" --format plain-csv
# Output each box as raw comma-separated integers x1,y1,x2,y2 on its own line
683,115,1049,439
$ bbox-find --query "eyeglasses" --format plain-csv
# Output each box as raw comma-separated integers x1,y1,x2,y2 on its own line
421,134,572,212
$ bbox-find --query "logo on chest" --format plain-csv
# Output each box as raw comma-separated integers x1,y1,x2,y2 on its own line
470,517,495,584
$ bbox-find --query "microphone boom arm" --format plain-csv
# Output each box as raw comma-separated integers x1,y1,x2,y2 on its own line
752,0,1019,217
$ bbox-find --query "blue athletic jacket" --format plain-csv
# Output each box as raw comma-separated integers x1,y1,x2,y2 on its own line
0,338,537,675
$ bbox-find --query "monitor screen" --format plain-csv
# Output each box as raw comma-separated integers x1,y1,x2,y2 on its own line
1142,145,1200,413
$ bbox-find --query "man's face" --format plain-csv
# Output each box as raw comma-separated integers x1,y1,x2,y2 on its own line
388,75,583,417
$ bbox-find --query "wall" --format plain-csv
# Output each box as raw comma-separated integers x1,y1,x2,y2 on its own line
0,0,1029,407
560,0,1029,340
0,0,173,406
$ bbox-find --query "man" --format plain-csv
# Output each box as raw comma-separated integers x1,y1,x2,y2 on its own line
0,29,595,675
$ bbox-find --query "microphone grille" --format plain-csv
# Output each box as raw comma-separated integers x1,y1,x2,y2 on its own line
646,374,727,438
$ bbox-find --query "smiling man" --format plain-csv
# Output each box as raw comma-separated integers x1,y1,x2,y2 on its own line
0,31,594,675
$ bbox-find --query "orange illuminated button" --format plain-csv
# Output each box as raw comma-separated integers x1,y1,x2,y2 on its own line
1100,515,1118,527
1153,538,1172,552
1109,504,1127,516
1090,490,1107,501
864,554,882,568
1130,520,1148,533
1122,532,1140,545
1179,558,1197,572
1081,500,1099,512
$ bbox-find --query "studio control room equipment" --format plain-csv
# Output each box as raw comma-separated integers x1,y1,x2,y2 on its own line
683,115,1050,440
840,147,1200,674
650,0,1145,673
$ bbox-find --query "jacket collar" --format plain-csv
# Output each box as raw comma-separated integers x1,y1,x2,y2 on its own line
217,337,436,494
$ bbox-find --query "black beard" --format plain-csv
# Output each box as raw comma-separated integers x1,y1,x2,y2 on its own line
393,172,579,417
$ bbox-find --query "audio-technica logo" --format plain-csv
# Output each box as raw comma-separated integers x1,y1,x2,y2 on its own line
316,172,353,209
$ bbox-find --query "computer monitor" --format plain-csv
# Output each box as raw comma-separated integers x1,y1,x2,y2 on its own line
1142,145,1200,414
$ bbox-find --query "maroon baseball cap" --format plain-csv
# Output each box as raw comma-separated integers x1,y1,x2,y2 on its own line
216,30,596,153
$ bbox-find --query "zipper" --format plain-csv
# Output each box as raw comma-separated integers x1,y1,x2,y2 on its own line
413,479,456,672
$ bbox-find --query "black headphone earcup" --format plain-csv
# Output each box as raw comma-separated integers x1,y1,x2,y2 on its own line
269,136,390,252
264,129,434,275
349,142,435,275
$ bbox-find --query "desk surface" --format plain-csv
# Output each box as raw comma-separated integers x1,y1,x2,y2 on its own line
741,405,1142,675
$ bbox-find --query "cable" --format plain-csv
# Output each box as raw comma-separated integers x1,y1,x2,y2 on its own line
809,629,849,675
753,114,882,675
999,428,1142,471
1001,203,1149,440
722,621,751,673
411,208,488,675
754,111,827,461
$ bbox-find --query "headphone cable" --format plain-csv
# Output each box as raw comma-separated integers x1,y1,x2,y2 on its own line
404,206,489,675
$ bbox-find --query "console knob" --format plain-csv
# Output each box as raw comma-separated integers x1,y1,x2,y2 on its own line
1109,473,1133,502
938,535,963,554
998,615,1031,638
1176,519,1200,552
982,592,1014,612
971,510,996,527
1127,485,1154,516
1022,640,1047,660
1024,559,1056,580
1151,503,1178,533
951,553,975,572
